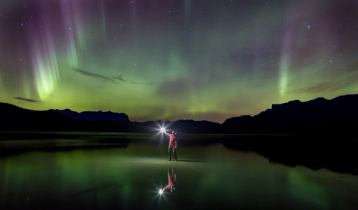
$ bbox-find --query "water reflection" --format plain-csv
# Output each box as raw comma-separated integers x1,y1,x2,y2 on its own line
159,166,176,195
1,143,358,210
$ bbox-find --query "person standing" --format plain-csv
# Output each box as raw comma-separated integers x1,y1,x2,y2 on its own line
164,130,178,161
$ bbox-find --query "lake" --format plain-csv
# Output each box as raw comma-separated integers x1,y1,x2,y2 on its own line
1,138,358,210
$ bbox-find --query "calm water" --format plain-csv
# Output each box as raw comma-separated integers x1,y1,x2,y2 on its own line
1,141,358,210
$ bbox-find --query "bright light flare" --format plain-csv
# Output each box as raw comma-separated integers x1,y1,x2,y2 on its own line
160,127,166,133
158,189,164,195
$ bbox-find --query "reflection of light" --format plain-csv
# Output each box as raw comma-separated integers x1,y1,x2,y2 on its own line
160,127,166,133
158,189,164,195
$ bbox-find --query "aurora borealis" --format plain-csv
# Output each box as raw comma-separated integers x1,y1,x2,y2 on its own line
1,0,358,122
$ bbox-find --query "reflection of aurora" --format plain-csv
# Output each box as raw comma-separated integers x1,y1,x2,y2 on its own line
1,144,358,209
288,170,328,208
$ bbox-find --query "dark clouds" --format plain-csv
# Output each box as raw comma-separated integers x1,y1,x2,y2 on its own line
14,97,40,103
73,67,142,85
73,68,154,86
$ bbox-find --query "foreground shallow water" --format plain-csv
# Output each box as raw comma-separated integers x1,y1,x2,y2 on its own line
1,141,358,210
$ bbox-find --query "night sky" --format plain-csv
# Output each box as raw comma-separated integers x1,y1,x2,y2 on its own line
1,0,358,122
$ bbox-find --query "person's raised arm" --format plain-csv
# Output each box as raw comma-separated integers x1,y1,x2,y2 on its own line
164,130,170,136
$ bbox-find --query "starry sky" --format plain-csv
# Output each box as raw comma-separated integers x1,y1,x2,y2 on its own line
1,0,358,122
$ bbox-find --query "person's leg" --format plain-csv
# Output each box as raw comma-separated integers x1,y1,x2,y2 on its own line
168,147,172,161
174,148,178,161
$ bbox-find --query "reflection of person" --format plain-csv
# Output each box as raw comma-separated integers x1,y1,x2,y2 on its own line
162,167,176,192
164,130,178,161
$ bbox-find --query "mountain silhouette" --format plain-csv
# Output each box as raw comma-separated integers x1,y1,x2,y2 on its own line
223,94,358,134
132,120,221,134
0,94,358,134
0,103,131,131
55,109,130,123
221,94,358,174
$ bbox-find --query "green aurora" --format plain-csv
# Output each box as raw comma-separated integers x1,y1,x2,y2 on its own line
1,0,358,122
